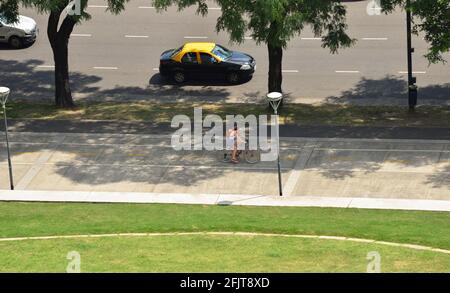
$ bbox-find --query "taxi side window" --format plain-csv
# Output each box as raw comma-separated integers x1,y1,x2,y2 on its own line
200,53,217,64
181,52,198,64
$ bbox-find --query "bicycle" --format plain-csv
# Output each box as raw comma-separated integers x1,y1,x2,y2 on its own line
221,139,260,164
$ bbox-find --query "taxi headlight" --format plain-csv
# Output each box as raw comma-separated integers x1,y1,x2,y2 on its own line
240,64,252,70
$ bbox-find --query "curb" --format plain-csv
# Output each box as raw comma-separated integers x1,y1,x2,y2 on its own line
1,190,450,212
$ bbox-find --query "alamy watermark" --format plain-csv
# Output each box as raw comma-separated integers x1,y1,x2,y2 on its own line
366,251,381,273
66,251,81,273
171,107,280,162
367,0,382,16
67,0,82,16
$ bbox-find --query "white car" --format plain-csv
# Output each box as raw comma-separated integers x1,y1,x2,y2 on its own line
0,14,38,48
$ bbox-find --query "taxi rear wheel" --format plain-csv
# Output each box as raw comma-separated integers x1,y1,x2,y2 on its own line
173,71,186,83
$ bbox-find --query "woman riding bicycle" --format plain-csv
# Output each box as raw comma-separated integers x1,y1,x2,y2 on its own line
226,123,242,163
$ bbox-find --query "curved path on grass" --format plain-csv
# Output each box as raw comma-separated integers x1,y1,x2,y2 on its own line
1,231,449,254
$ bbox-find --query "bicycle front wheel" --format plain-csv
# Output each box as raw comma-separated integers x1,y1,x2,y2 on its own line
244,150,260,164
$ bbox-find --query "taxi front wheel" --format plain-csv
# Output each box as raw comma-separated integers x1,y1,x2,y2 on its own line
173,71,186,83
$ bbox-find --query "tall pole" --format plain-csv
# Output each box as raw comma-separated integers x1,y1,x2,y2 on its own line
2,104,14,190
406,0,417,111
274,108,282,196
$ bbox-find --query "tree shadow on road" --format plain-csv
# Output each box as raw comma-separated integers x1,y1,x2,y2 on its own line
0,59,233,103
325,75,450,106
0,43,34,51
0,59,102,102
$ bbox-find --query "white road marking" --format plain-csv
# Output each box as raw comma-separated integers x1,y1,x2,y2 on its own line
398,71,427,74
362,37,388,41
88,5,108,8
208,7,221,10
244,36,253,40
93,67,118,70
36,65,55,68
282,70,299,73
301,37,321,40
184,36,208,39
335,70,360,73
152,68,159,71
71,34,92,37
125,35,149,38
138,6,155,9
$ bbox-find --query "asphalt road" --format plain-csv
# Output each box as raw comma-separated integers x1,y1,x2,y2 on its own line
1,0,449,105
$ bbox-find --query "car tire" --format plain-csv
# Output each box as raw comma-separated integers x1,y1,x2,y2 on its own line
173,71,186,83
227,72,240,84
9,36,23,49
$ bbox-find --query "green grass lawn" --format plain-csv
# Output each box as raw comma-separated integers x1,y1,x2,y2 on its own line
2,235,449,272
4,101,450,127
0,202,449,272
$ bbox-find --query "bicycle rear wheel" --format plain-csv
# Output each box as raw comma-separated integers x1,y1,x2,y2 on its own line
222,152,232,163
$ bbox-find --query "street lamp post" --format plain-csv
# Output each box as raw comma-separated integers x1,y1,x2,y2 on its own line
0,87,14,190
267,92,283,196
406,0,418,111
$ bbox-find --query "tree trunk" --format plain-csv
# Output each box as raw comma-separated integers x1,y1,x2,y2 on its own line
53,39,73,107
48,10,76,108
267,43,283,93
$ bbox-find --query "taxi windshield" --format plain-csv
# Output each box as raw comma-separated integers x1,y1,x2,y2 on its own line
211,45,232,60
171,46,183,57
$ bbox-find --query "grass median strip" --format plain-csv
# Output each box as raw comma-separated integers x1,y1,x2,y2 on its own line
4,101,450,127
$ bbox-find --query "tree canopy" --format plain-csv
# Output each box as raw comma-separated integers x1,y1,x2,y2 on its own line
382,0,450,63
155,0,354,50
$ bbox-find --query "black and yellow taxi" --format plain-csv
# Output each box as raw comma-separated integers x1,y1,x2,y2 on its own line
159,42,256,83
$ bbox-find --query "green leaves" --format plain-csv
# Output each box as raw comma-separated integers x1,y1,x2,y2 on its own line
154,0,207,15
0,0,20,22
1,0,131,22
382,0,450,63
153,0,354,52
153,0,449,63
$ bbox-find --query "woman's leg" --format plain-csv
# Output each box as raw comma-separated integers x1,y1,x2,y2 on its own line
231,142,238,162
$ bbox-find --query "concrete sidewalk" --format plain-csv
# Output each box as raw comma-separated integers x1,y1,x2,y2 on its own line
0,132,449,200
